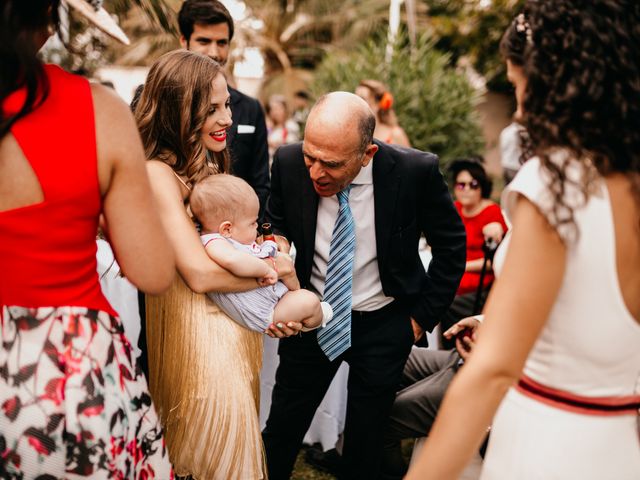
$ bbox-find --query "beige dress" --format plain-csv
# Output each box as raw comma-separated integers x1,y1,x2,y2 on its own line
145,176,266,479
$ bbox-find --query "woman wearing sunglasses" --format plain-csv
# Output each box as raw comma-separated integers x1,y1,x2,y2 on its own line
439,157,507,348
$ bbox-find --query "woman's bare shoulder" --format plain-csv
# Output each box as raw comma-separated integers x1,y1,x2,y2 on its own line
90,83,131,120
146,160,190,200
146,159,175,175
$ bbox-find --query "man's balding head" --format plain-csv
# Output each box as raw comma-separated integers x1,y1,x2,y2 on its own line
306,92,376,154
302,92,378,197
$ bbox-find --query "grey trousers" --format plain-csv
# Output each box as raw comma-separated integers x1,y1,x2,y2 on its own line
385,348,462,441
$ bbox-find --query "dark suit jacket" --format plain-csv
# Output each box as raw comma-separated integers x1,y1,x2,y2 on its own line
266,141,466,333
226,87,270,216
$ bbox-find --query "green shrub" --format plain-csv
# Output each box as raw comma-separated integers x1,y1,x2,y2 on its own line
311,33,484,165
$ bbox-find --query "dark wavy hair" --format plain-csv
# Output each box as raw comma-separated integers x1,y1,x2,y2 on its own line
500,11,528,67
1,0,60,138
519,0,640,233
500,12,534,166
448,156,493,199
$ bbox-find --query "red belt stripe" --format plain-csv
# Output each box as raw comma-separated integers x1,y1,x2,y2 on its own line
516,375,640,416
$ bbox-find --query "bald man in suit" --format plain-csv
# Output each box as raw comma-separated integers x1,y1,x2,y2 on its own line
262,92,466,479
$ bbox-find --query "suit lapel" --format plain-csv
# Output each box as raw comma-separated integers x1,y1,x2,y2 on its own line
226,87,241,143
373,143,400,269
299,159,318,282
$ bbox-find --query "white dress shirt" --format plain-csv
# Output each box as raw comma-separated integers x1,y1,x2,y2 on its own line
499,122,523,172
309,161,394,311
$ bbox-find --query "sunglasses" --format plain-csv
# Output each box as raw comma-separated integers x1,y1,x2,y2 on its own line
455,180,481,191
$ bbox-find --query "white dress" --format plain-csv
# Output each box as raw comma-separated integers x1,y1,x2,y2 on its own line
481,156,640,479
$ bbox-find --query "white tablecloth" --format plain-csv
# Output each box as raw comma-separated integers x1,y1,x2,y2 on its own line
96,240,142,358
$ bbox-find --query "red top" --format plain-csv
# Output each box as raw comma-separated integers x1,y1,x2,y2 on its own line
0,65,115,315
455,201,508,296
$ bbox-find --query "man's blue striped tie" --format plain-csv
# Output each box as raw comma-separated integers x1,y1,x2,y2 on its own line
318,186,356,361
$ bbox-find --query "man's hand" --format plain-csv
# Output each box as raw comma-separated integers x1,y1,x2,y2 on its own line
410,317,424,343
274,234,291,253
301,315,322,331
275,254,300,291
443,316,481,360
265,320,303,338
257,268,278,287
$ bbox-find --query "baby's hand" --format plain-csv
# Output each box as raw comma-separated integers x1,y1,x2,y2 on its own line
257,268,278,287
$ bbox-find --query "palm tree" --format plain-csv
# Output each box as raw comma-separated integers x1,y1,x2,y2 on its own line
107,0,177,34
238,0,430,103
92,0,520,92
104,0,180,66
41,0,179,72
243,0,428,75
418,0,525,89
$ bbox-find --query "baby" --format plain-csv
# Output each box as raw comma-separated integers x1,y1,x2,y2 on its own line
190,174,333,333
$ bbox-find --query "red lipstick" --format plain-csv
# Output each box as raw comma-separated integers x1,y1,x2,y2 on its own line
210,129,227,142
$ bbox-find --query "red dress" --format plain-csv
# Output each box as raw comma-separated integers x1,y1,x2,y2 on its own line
455,201,508,295
0,65,172,479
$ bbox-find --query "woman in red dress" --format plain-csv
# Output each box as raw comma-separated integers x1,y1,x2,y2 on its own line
440,157,507,349
0,1,175,478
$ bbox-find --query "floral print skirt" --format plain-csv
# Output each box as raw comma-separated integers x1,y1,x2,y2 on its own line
0,306,173,479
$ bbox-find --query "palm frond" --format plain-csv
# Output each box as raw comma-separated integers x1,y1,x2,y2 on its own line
107,0,177,34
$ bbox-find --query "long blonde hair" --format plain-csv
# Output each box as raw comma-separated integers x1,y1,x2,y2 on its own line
135,50,230,185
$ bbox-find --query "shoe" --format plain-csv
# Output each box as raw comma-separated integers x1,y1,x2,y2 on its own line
304,443,343,475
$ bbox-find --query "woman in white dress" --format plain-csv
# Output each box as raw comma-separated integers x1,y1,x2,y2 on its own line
406,2,640,479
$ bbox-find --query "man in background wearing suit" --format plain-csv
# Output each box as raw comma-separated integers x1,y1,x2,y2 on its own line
262,92,466,479
178,0,270,215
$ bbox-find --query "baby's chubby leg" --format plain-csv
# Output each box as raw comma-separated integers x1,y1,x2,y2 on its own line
272,290,332,330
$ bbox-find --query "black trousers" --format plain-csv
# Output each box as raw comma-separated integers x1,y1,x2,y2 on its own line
262,301,415,480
